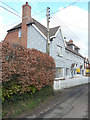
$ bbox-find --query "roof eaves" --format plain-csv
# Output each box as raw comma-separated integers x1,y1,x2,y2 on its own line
67,42,74,46
26,21,35,26
65,47,84,58
7,23,22,32
75,46,80,50
32,24,47,40
7,26,21,32
54,26,61,37
66,41,80,50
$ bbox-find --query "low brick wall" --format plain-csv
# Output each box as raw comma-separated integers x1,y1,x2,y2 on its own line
53,76,90,90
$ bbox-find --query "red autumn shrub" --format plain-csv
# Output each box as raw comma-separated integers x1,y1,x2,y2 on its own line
1,41,55,93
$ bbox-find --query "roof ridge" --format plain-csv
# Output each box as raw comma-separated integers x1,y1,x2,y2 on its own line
7,18,60,38
32,18,47,29
66,40,80,49
7,23,22,32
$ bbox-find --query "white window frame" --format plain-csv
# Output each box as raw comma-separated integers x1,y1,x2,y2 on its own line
72,45,74,50
66,51,69,60
57,45,63,57
66,68,69,77
55,67,64,78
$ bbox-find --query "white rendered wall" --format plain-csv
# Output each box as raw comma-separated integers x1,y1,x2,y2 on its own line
53,77,89,90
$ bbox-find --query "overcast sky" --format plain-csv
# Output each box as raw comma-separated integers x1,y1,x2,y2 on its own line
0,0,89,58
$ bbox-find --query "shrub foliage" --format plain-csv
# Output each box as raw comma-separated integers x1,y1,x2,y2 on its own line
1,41,55,101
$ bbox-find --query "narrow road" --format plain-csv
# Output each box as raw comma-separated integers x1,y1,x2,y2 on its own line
37,84,88,118
26,83,89,119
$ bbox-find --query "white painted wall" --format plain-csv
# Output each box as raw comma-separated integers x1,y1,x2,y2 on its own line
50,29,66,68
65,49,84,70
53,77,89,90
27,25,85,79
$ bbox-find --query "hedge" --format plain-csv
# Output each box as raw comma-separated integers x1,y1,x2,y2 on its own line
1,41,55,101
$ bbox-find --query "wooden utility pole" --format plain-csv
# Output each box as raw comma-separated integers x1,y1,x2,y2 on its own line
46,7,50,55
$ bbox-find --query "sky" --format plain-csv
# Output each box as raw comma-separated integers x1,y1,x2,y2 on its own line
0,0,89,58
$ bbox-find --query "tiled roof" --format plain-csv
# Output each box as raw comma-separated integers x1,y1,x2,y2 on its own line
7,18,60,38
27,18,60,38
66,41,74,45
7,23,22,32
65,40,83,57
74,45,80,50
66,41,80,49
50,26,60,37
65,46,84,58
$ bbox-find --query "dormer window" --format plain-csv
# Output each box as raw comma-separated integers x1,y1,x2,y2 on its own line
75,48,79,53
68,45,73,50
18,29,21,38
67,40,75,50
77,49,79,53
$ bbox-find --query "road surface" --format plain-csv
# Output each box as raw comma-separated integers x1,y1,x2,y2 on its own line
26,83,89,119
37,84,88,118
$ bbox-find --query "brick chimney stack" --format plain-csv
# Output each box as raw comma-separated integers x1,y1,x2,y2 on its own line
21,2,31,47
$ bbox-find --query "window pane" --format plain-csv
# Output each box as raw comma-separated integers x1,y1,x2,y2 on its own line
56,68,63,78
18,29,21,38
57,45,62,56
66,68,69,76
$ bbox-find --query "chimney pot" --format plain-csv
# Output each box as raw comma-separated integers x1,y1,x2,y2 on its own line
26,2,28,4
69,39,73,43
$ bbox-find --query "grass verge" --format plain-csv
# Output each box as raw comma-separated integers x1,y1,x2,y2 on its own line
2,85,54,118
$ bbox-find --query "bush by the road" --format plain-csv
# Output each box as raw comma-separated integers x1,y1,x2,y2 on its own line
1,41,55,101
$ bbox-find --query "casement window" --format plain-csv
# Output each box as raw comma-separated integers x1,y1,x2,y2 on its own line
57,45,62,56
66,51,69,60
75,48,80,53
55,67,64,78
18,29,21,38
66,68,69,76
69,45,73,49
74,69,76,75
72,45,74,50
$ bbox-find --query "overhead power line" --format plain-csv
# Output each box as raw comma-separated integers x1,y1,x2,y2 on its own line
36,0,81,42
51,0,80,15
50,13,81,42
0,1,20,15
37,0,80,41
0,5,22,18
32,9,46,16
0,1,46,18
0,0,81,42
1,20,22,29
0,2,45,19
